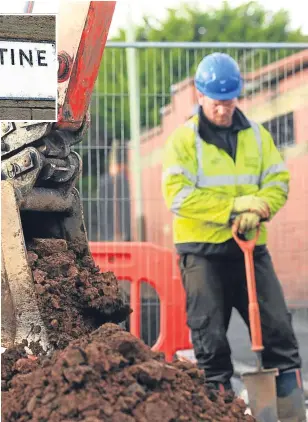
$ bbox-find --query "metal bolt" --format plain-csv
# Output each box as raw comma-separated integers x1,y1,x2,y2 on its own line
58,51,73,83
23,157,31,167
7,163,15,178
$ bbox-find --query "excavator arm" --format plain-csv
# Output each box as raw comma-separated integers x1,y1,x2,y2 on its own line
1,1,116,352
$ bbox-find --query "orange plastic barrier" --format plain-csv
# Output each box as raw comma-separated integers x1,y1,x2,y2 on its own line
89,242,193,361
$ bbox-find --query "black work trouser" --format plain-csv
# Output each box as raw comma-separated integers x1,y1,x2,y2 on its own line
179,248,302,385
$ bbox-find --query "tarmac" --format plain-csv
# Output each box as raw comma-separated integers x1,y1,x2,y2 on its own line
176,308,308,419
228,308,308,392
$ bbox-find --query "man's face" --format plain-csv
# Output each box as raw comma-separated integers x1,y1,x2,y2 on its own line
198,92,237,127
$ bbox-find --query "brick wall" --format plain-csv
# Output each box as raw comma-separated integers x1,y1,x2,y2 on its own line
0,99,56,120
129,59,308,307
0,15,56,120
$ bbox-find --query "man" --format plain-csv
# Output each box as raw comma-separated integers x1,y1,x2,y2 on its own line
162,52,306,421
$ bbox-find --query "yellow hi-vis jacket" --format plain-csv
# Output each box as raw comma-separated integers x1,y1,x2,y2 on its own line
162,114,290,245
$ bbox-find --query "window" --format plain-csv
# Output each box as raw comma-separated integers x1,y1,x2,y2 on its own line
262,112,294,149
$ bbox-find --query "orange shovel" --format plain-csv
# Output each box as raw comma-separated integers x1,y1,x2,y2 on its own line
232,225,279,422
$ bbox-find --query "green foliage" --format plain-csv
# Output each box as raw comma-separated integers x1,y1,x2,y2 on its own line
84,0,307,181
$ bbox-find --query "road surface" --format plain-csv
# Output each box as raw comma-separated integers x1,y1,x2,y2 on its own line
228,308,308,391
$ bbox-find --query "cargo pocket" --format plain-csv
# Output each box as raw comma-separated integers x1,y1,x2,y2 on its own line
178,254,211,331
179,253,195,272
187,314,210,331
179,254,197,293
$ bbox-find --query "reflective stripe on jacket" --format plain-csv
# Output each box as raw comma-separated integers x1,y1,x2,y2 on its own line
162,114,290,245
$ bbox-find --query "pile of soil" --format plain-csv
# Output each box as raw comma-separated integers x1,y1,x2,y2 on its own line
26,238,131,349
2,323,254,422
2,237,254,421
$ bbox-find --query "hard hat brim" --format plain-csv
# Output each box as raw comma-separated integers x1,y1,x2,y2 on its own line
195,80,243,101
204,83,243,101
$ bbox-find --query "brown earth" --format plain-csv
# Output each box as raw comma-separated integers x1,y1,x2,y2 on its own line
1,238,254,421
26,238,131,350
2,323,254,422
1,342,30,391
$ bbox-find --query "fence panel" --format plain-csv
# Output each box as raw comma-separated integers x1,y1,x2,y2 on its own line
73,42,308,347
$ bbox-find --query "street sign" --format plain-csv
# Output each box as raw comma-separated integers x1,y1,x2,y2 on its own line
0,40,57,100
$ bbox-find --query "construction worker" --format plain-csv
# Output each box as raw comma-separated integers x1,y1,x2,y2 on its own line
162,52,306,421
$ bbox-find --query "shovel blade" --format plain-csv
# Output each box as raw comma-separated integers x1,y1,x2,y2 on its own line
242,368,279,422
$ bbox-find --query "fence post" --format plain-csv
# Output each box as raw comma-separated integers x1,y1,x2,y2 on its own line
126,7,145,241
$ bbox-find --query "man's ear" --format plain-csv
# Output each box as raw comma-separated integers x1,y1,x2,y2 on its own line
196,90,203,105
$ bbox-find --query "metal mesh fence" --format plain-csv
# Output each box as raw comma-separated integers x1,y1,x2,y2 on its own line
74,42,308,348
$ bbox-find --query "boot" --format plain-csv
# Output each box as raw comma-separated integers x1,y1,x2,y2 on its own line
276,369,306,422
205,380,235,403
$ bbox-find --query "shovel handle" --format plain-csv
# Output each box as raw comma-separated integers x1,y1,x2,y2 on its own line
231,225,260,252
232,226,264,353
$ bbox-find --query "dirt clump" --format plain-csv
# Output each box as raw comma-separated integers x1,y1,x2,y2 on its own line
1,342,30,391
26,238,131,349
2,323,254,422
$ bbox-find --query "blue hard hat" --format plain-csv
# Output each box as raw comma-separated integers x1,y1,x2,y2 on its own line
194,52,243,100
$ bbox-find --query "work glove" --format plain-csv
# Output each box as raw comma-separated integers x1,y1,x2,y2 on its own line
233,195,270,219
233,212,260,234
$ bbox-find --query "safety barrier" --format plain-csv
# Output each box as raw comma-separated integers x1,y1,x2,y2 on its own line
89,241,192,361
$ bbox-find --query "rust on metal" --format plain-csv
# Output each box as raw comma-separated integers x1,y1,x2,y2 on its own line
57,51,73,83
20,187,74,212
56,1,116,130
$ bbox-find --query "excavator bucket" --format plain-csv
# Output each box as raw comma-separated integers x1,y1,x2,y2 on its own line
1,180,91,351
1,181,50,351
1,2,117,352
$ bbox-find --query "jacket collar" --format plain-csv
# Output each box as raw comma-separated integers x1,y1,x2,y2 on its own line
198,105,251,132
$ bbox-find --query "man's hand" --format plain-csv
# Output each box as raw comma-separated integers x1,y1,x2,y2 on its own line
233,212,260,234
233,195,270,219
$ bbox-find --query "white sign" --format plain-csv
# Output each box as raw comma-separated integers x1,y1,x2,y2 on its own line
0,40,57,100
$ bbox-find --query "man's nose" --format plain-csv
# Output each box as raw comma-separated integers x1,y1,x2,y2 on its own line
216,105,230,115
